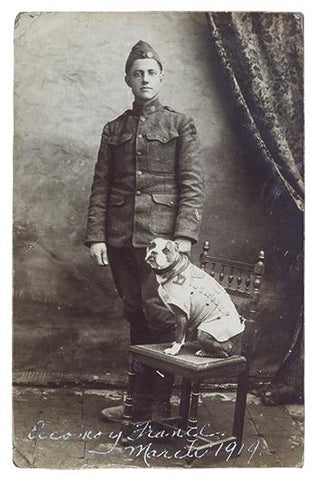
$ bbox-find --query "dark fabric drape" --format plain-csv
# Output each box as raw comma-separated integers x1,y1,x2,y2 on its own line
206,12,304,211
206,12,304,403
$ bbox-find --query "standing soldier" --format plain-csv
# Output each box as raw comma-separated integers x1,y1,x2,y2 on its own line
86,41,205,422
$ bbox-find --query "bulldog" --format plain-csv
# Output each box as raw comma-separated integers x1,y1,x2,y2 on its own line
145,238,245,357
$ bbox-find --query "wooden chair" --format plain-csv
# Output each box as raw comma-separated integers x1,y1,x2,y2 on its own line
122,241,265,462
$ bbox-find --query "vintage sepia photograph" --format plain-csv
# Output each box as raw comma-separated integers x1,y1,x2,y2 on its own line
12,10,304,469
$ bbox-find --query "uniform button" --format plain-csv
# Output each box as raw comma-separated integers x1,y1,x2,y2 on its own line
136,190,142,196
136,170,142,175
137,151,142,156
150,106,156,112
137,134,143,139
140,116,145,122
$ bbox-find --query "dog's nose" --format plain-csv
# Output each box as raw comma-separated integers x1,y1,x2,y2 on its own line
146,249,156,259
146,251,158,266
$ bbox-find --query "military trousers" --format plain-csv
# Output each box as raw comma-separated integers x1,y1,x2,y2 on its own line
107,245,176,404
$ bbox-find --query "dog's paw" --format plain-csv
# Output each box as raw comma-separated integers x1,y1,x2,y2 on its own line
163,345,181,356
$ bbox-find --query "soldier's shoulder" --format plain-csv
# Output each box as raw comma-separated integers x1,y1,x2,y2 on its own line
163,106,197,137
163,105,195,124
102,109,131,132
163,105,186,117
163,105,177,113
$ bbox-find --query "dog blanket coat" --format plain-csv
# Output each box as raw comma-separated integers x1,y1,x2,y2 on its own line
157,256,244,342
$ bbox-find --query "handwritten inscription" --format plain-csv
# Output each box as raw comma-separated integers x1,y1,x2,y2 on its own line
28,419,260,467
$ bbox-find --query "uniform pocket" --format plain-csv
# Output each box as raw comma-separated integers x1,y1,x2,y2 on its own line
108,133,134,174
107,133,134,146
146,130,179,173
107,194,127,236
109,194,126,206
149,193,178,235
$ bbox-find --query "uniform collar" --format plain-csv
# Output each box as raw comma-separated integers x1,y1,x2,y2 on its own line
132,96,163,116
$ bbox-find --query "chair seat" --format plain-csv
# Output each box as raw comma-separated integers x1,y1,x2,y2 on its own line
129,343,247,380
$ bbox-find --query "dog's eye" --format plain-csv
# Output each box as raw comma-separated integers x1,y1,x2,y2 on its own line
162,247,170,255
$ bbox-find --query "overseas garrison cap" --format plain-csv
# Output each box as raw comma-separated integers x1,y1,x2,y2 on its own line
125,40,162,73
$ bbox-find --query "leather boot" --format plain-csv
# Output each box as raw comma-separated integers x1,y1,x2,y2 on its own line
100,393,152,423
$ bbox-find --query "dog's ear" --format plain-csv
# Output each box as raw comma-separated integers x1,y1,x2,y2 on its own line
173,240,179,252
148,240,157,251
165,240,178,254
146,240,157,258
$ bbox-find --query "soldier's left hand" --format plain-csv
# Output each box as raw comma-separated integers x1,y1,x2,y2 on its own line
175,237,192,255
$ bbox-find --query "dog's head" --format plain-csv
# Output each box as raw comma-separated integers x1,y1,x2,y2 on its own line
145,238,179,271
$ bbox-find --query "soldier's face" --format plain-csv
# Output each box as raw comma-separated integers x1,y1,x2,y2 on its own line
125,59,164,102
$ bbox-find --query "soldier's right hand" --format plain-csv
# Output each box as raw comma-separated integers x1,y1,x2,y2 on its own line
89,242,109,266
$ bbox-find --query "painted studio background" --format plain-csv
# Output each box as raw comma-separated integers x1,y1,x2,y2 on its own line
13,12,303,388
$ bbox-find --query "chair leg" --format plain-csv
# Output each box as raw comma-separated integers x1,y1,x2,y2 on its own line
179,378,191,429
121,354,136,442
185,381,200,464
232,363,249,451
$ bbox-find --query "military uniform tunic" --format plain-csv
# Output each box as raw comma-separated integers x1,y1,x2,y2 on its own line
86,95,205,403
86,96,205,247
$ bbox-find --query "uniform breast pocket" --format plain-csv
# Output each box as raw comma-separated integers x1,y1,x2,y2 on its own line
149,193,178,235
146,130,179,173
108,133,134,172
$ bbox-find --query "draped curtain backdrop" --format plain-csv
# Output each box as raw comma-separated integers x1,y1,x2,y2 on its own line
206,12,304,210
206,12,304,403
